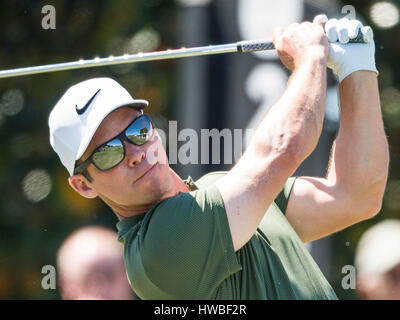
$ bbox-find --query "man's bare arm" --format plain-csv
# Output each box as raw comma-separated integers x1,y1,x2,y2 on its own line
216,22,329,251
285,71,389,243
330,72,389,205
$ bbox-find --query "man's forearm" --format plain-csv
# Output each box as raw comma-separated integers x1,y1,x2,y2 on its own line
250,52,327,164
327,71,389,208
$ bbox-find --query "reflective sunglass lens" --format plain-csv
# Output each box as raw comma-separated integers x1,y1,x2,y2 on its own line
92,139,124,170
126,116,153,146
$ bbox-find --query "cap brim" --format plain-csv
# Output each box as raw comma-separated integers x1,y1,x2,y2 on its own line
128,100,149,109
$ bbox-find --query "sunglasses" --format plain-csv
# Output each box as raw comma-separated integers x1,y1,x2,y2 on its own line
74,114,154,174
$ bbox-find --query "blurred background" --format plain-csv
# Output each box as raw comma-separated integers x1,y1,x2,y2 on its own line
0,0,399,299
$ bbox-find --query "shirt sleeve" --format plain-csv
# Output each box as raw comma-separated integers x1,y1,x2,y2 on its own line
128,184,242,299
274,177,297,215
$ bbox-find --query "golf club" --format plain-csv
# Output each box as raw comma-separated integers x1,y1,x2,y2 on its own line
0,30,368,79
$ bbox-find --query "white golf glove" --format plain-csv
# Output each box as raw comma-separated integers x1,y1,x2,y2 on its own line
313,14,379,83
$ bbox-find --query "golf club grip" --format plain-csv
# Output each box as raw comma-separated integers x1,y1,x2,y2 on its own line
237,39,275,52
238,29,367,53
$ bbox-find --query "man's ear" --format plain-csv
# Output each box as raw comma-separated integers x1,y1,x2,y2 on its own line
68,174,98,199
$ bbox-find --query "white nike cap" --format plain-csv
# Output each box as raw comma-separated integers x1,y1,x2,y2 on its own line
355,219,400,276
49,77,148,176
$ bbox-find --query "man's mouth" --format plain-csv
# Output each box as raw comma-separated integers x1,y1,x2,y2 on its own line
134,162,158,183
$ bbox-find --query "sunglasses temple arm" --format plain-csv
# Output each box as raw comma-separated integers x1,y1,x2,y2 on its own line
73,159,91,175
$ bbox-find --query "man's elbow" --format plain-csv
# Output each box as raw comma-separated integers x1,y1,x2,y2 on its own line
354,178,387,220
362,197,383,219
348,197,382,222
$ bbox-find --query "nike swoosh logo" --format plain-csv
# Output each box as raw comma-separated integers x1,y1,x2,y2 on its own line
75,89,101,115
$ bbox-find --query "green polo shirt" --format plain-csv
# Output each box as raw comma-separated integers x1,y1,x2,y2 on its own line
117,171,338,300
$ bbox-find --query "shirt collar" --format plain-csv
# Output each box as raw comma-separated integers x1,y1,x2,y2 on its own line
116,214,146,241
183,176,198,191
116,176,198,240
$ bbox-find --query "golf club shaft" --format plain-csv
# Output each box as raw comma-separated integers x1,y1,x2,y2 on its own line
0,39,275,79
0,29,367,79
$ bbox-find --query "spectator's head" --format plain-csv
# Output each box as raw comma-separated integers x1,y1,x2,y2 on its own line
355,219,400,300
57,225,136,300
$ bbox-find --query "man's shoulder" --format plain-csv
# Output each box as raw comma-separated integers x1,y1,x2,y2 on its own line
194,171,228,189
139,172,226,220
194,171,296,215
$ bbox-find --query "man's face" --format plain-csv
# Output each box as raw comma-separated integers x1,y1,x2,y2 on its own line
78,106,173,212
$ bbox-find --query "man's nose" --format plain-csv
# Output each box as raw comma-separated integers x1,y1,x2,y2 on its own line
124,141,146,167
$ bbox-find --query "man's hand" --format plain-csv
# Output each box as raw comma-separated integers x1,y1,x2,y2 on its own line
272,21,329,71
317,15,379,82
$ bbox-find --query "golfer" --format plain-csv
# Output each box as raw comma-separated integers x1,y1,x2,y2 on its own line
48,15,389,299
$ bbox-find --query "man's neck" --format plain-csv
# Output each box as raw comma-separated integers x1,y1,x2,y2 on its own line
112,171,190,220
